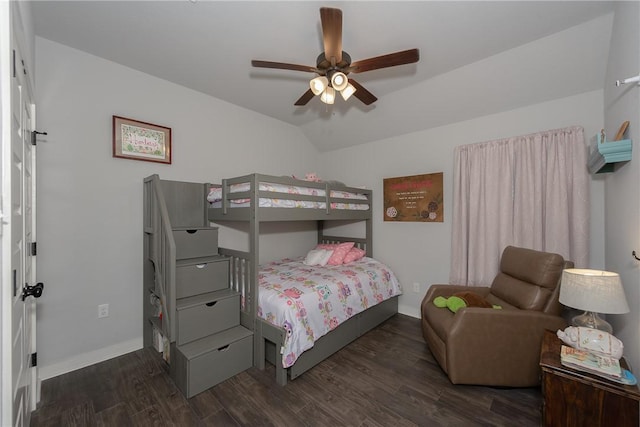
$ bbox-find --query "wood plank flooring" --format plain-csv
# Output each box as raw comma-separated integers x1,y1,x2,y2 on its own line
31,314,542,426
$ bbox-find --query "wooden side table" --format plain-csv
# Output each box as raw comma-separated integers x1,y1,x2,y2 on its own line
539,329,640,427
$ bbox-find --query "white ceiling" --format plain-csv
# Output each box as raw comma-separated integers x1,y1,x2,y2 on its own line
31,1,617,152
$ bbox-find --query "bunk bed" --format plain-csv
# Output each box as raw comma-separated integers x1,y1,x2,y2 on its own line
207,173,402,385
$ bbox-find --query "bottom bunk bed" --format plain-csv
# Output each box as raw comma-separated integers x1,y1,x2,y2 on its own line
261,296,399,386
221,240,402,386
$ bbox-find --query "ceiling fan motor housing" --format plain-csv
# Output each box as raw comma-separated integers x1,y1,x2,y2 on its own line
316,51,352,74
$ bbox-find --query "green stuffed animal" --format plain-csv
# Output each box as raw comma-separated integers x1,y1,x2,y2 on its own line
433,291,502,313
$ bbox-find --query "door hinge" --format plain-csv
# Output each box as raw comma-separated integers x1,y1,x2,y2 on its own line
30,353,37,367
12,49,16,78
32,131,47,146
30,242,37,256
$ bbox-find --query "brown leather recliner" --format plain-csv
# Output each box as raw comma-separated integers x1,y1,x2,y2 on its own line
421,246,572,387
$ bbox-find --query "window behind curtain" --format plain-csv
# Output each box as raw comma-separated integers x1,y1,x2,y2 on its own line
450,126,589,285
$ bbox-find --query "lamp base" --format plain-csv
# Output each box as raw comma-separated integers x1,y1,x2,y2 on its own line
572,311,613,334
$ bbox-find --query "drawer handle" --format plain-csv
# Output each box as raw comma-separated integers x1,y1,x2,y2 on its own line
186,229,197,234
195,264,207,269
218,345,230,352
205,301,217,307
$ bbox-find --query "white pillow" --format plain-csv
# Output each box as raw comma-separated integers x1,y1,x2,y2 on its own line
303,249,333,266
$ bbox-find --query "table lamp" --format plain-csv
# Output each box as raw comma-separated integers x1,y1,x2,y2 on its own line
559,268,630,334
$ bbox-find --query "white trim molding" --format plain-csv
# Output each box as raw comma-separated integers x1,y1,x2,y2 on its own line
38,337,142,383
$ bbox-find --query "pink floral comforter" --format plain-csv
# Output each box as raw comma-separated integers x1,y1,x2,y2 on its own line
258,257,402,368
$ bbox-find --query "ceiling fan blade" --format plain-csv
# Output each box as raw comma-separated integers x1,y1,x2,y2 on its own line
294,89,315,106
251,60,317,73
320,7,342,64
347,49,420,73
348,79,377,105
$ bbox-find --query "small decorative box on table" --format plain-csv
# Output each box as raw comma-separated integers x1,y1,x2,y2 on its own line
539,329,640,427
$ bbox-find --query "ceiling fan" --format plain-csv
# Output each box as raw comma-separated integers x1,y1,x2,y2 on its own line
251,7,420,106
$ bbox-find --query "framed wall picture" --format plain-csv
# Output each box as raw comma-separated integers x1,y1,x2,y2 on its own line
383,172,444,222
112,116,171,164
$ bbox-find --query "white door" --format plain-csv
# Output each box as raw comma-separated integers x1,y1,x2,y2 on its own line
6,39,37,427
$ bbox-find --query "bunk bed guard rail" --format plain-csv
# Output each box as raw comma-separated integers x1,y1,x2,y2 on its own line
214,173,372,217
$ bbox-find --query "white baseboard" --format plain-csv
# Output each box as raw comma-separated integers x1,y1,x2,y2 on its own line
398,304,420,319
38,337,143,382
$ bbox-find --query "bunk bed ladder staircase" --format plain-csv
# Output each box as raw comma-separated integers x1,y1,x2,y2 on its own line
143,175,253,398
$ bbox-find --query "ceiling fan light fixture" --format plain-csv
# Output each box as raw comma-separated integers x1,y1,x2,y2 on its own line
320,86,336,104
340,83,356,101
330,71,349,91
310,76,329,95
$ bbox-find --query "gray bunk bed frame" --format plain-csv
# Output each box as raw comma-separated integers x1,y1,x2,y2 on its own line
146,173,398,386
208,173,398,385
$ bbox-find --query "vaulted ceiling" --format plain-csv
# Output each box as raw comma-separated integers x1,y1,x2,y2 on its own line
32,1,616,152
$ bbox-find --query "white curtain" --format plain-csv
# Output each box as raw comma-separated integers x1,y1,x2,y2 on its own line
450,126,589,285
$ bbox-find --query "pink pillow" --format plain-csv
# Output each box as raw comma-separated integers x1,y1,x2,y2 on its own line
343,247,366,264
316,242,355,265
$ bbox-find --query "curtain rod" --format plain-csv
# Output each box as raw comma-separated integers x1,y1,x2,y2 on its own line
615,74,640,87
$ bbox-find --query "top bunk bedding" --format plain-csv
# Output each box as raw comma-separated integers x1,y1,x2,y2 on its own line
208,173,372,222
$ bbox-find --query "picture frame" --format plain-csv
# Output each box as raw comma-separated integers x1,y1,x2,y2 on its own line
112,116,171,164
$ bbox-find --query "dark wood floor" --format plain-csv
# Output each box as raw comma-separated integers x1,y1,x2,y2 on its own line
31,314,542,426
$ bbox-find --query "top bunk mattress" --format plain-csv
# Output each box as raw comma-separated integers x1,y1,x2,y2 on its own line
207,178,371,211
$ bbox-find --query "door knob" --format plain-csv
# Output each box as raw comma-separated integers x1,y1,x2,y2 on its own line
22,282,44,301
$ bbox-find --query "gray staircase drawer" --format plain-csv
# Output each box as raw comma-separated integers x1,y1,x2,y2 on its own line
173,227,218,259
176,291,239,345
176,257,229,298
172,326,253,398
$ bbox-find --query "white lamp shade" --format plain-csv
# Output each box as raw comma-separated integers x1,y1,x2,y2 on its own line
320,87,335,104
340,83,356,101
559,268,630,314
310,76,329,96
330,71,349,91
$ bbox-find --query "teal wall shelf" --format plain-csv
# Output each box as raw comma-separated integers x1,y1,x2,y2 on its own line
588,133,632,174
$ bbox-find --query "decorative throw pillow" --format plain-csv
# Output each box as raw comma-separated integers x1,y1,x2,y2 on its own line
303,249,333,266
343,247,366,264
323,242,355,265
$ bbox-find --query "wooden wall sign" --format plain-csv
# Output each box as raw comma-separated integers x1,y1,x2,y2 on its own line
383,172,443,222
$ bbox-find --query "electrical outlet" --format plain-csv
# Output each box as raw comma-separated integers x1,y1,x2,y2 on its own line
412,282,420,293
98,304,109,318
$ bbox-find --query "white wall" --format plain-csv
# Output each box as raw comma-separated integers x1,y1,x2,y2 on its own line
320,90,605,318
34,38,320,379
603,1,640,374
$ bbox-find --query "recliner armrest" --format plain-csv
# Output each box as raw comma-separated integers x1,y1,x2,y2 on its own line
449,307,566,338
